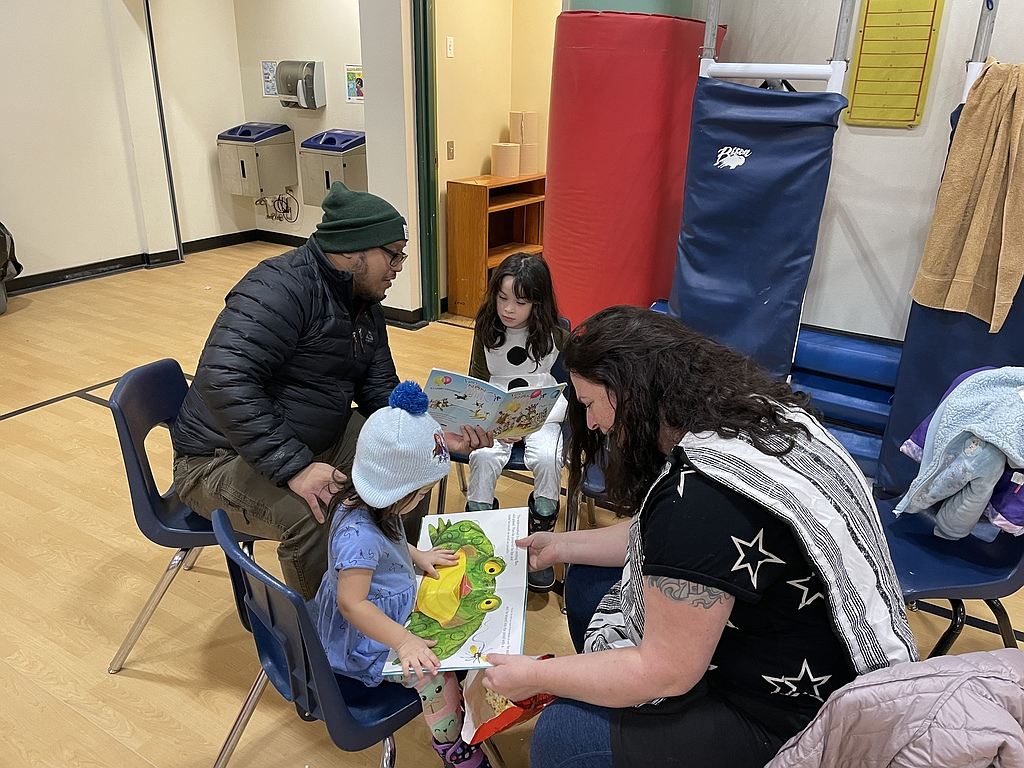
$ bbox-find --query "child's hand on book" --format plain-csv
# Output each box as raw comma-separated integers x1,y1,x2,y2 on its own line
412,546,459,578
443,425,495,454
396,633,441,681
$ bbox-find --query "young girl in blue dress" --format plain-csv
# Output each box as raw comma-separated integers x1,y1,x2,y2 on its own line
313,381,491,768
467,252,569,592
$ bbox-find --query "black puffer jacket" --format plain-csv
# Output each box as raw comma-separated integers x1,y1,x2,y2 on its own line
171,237,399,487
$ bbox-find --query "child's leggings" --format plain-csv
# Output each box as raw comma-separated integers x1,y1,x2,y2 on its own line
467,421,563,505
411,671,464,743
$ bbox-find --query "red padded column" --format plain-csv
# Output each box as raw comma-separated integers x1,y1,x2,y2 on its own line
544,11,723,326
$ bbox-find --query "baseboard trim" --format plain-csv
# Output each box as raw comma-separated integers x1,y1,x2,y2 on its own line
254,230,307,248
7,254,155,294
5,232,430,328
182,230,260,254
6,230,308,295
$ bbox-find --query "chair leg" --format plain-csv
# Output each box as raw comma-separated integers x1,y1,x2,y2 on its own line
182,547,202,571
564,488,580,533
986,598,1019,649
586,497,596,528
213,669,269,768
927,599,966,658
436,476,448,515
482,737,508,768
380,734,397,768
109,546,194,673
456,461,468,494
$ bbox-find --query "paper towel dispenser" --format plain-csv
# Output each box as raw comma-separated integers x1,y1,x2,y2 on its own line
276,60,326,110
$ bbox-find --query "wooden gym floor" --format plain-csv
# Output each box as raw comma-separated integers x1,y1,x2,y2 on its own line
0,242,1018,767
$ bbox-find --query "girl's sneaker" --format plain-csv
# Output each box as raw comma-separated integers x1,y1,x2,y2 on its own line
431,736,492,768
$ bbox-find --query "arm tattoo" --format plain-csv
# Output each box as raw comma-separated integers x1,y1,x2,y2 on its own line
645,576,731,609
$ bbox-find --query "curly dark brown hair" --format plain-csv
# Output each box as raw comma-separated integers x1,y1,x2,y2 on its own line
563,306,813,515
474,252,561,364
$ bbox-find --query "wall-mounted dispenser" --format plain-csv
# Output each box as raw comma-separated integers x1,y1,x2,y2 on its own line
276,60,326,110
299,129,367,206
216,122,297,197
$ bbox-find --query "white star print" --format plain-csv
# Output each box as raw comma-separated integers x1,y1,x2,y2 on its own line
762,659,832,702
676,469,694,498
730,529,784,588
787,576,825,610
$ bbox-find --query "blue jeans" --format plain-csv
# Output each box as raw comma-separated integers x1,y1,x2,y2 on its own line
531,699,615,768
527,564,620,768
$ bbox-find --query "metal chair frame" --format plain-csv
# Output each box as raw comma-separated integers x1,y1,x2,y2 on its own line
107,358,256,673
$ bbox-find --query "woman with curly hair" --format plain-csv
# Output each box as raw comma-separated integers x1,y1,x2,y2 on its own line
482,305,917,768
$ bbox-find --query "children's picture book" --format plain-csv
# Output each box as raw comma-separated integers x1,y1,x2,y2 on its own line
383,507,528,676
425,369,565,440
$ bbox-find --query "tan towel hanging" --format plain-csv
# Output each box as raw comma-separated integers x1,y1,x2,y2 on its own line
911,59,1024,333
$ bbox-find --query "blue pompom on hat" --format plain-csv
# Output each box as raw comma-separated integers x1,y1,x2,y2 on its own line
352,381,451,509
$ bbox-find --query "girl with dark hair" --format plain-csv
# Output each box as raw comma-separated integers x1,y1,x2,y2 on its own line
482,306,917,768
466,252,569,592
313,382,491,768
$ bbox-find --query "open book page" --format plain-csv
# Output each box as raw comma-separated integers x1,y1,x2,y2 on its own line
425,368,565,439
383,507,528,676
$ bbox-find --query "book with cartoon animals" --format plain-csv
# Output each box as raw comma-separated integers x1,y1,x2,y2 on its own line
382,507,528,676
424,369,566,441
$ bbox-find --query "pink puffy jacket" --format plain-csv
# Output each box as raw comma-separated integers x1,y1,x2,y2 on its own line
765,649,1024,768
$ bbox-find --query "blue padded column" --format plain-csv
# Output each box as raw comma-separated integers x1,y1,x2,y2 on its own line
668,77,847,378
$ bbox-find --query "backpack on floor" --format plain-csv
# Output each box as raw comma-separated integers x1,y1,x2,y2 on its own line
1,220,22,315
1,221,21,282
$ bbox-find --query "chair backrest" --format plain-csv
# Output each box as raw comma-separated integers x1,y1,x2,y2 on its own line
211,508,421,752
108,359,197,545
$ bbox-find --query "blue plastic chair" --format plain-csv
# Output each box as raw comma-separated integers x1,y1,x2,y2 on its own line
877,496,1024,657
107,358,257,673
436,442,530,513
210,508,422,768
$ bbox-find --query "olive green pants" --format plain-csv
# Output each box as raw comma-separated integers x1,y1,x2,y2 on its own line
174,412,429,600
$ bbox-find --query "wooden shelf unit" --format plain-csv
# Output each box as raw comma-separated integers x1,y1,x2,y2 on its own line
446,172,545,318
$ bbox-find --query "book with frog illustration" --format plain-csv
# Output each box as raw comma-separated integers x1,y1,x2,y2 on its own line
382,507,527,676
424,369,565,440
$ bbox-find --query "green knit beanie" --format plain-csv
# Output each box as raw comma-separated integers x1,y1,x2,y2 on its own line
314,182,408,254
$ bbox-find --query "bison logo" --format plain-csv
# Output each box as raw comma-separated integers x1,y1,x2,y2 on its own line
714,146,751,170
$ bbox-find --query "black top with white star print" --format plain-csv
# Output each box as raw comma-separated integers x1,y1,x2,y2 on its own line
633,454,854,738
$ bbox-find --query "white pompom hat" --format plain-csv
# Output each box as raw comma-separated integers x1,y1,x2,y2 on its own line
352,381,451,509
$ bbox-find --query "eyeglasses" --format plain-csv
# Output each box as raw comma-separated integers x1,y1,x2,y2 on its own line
379,245,408,268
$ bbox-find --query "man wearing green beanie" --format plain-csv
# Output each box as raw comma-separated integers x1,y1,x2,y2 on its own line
171,183,489,601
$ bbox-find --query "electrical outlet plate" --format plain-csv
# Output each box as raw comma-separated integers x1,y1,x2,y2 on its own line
446,36,454,58
446,141,454,160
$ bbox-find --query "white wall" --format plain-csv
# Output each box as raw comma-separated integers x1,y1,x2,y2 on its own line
712,0,1024,340
359,0,423,313
3,1,1023,333
0,0,176,275
232,0,366,240
151,0,251,243
511,0,562,172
